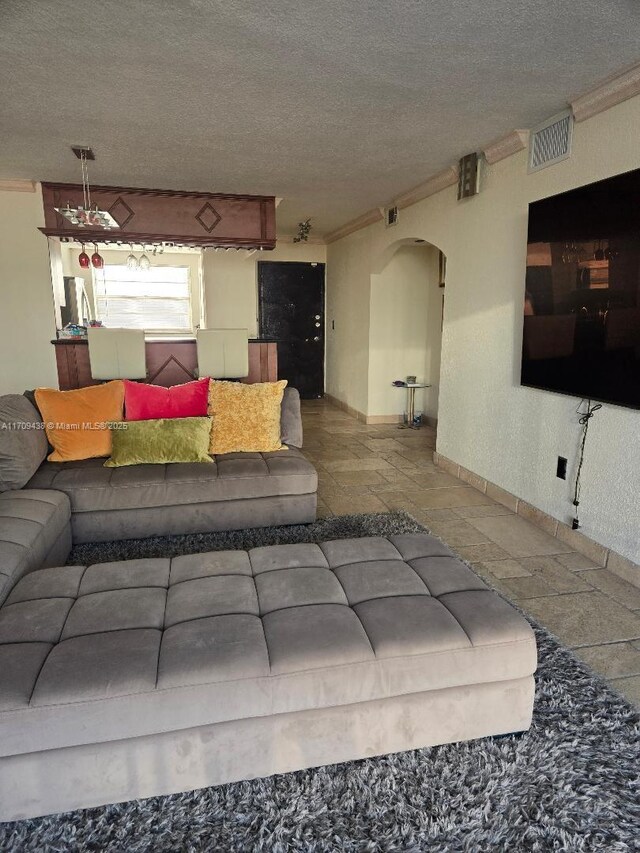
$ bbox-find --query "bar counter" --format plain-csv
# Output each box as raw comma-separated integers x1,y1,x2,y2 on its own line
52,337,278,389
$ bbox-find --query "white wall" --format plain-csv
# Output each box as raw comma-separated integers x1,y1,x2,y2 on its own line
0,185,58,392
368,244,441,419
326,227,373,415
203,242,326,336
326,95,640,564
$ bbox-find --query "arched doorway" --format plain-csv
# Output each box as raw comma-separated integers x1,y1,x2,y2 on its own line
368,238,445,426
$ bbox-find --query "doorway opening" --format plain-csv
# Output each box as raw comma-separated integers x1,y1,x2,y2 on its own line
368,239,444,425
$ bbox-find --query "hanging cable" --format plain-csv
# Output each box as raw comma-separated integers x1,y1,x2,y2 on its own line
572,399,602,530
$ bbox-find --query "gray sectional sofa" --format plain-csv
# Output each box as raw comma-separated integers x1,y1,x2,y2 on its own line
0,388,317,604
0,534,537,821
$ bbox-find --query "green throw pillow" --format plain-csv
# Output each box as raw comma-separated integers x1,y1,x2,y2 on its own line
104,417,213,467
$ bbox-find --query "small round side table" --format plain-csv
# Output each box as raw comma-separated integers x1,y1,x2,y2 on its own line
392,382,431,430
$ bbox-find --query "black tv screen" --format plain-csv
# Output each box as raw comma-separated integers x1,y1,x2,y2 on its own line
521,168,640,409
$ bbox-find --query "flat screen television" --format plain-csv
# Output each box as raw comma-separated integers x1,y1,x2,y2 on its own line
521,167,640,410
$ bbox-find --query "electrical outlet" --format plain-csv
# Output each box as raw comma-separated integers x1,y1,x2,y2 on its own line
556,456,568,480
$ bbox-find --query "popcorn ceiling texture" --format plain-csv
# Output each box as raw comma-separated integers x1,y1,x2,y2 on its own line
1,1,639,233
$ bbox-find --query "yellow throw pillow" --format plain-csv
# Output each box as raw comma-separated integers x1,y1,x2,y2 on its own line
35,381,125,462
208,380,287,454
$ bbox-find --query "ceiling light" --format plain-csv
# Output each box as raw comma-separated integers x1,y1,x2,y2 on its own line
293,219,311,243
54,147,120,230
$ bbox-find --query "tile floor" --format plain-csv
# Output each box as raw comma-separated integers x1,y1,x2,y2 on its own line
302,398,640,708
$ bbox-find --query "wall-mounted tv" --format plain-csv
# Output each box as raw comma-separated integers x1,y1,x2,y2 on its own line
521,168,640,410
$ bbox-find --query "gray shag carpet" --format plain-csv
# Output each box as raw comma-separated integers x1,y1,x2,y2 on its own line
3,511,639,852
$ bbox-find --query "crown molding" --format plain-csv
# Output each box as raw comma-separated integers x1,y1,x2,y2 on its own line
323,61,640,245
325,208,383,243
571,61,640,122
0,180,36,193
394,166,459,210
483,130,529,164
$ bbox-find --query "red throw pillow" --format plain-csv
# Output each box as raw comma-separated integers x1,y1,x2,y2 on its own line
124,378,210,421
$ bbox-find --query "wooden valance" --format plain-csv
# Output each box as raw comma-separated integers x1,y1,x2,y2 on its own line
39,183,276,249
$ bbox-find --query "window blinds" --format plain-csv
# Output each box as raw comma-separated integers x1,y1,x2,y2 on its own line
94,265,192,332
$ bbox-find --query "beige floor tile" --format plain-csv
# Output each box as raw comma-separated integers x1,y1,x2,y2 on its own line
425,520,491,546
398,451,437,465
323,494,388,515
419,508,465,523
331,470,387,486
377,469,417,486
381,452,418,469
370,479,421,495
466,514,574,558
608,676,640,708
455,543,511,562
476,559,532,579
554,551,600,571
519,556,594,594
574,642,640,679
496,574,557,600
522,592,640,647
555,524,609,567
337,484,381,496
411,487,493,509
579,569,640,610
452,504,514,518
316,501,333,518
377,492,423,512
322,458,394,473
405,471,461,489
362,439,408,452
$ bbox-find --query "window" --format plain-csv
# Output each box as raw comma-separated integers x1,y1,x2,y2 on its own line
93,265,193,333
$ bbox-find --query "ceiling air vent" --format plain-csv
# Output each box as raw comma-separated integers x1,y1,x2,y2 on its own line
385,205,398,227
529,110,573,172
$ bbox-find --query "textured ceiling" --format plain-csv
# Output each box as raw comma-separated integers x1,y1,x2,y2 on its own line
0,1,639,235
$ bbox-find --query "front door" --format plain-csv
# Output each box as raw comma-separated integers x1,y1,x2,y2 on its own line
258,261,325,398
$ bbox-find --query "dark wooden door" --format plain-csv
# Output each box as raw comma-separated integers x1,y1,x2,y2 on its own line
258,261,325,398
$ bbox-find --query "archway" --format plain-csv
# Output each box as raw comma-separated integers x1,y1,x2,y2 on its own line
368,238,445,425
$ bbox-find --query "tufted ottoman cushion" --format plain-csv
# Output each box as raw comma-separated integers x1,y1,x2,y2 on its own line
0,489,71,607
0,535,537,760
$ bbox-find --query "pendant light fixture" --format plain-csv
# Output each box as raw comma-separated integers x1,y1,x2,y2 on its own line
78,244,90,269
54,147,120,230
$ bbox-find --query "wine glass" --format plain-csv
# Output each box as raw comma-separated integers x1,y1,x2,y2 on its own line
126,244,138,270
139,247,151,270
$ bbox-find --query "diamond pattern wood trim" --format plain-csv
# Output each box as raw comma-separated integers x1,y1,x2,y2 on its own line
108,197,135,229
195,203,222,233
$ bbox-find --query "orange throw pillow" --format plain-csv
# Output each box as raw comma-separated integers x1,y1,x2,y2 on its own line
208,380,287,454
35,381,125,462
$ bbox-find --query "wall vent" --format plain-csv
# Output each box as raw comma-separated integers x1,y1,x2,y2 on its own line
385,205,398,227
529,110,573,172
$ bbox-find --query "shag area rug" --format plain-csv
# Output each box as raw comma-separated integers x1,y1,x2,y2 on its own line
2,512,639,852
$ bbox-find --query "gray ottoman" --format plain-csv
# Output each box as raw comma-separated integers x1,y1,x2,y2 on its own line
0,534,537,821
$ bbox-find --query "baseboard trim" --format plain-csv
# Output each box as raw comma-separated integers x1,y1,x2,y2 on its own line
324,395,437,428
433,452,640,589
324,394,368,423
